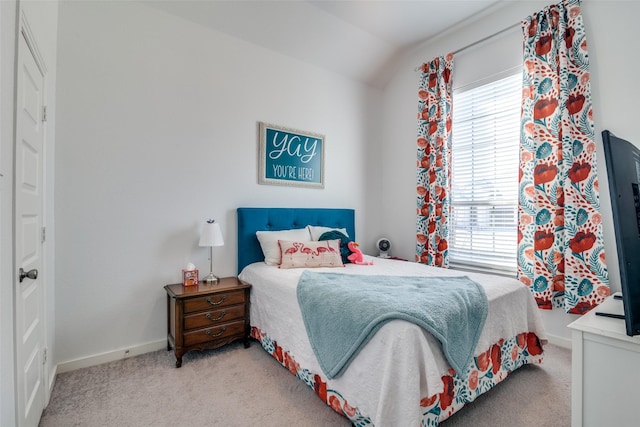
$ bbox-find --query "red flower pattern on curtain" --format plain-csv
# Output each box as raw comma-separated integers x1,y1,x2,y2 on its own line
518,0,609,313
416,54,454,267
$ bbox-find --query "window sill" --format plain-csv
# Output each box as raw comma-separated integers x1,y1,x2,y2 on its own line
449,263,517,278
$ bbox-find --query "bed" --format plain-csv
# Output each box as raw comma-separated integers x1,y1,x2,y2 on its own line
236,207,546,426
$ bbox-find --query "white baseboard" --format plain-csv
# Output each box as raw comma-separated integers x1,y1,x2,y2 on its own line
45,364,57,407
52,333,570,374
545,333,572,350
56,339,167,373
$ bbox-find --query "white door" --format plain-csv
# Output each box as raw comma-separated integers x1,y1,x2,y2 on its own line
15,28,46,427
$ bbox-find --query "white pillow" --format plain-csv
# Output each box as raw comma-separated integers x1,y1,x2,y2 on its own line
256,228,311,265
307,225,349,241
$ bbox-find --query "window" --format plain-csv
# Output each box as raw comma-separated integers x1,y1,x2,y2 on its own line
450,72,521,274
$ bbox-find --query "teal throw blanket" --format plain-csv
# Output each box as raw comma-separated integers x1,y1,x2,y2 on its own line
297,271,488,379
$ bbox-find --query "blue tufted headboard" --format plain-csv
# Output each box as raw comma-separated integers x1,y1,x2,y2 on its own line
237,207,355,275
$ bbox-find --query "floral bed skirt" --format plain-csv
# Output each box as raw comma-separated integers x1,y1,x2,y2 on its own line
251,326,544,426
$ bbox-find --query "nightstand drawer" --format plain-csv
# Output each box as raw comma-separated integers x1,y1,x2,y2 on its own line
183,320,246,347
184,290,245,313
184,305,245,330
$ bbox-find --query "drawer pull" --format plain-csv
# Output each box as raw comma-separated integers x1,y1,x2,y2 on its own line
205,327,227,337
206,311,226,322
206,295,226,306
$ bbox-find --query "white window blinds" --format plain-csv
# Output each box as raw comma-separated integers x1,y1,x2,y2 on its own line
450,72,521,274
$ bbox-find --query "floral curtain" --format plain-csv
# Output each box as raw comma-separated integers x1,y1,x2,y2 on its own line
518,0,609,313
416,54,454,267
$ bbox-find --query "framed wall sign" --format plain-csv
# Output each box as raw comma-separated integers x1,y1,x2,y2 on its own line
258,122,325,189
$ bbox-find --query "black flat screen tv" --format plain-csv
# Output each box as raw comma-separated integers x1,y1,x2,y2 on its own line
602,130,640,336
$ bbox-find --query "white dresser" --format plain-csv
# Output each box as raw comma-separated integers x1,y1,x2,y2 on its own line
568,294,640,427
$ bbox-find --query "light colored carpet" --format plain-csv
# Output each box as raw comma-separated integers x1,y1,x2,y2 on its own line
39,341,571,426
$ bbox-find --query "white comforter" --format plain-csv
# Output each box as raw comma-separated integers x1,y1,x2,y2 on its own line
239,256,546,426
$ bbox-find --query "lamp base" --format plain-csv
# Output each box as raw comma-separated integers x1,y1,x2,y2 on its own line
203,273,219,283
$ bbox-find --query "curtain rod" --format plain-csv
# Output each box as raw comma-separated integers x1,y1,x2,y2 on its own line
414,21,521,72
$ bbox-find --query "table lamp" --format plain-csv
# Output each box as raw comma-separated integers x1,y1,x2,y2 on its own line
199,219,224,283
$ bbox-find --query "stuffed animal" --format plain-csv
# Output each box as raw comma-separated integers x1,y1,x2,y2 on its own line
347,241,374,265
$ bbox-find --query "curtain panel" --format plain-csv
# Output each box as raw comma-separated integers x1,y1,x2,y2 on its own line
518,0,609,313
416,54,454,267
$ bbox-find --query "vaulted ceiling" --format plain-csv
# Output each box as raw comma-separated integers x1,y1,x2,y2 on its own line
148,0,503,88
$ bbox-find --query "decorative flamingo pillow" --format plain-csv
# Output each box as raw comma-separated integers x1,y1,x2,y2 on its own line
278,239,344,269
256,228,311,265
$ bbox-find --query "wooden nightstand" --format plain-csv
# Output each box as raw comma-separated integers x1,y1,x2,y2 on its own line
164,277,251,367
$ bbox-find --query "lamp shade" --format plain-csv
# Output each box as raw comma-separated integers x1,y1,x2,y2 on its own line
199,220,224,247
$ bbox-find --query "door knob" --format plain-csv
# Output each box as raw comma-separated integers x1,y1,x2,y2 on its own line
19,268,38,283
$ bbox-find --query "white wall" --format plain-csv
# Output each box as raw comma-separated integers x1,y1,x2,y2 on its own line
381,0,640,344
54,0,382,365
53,0,640,367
